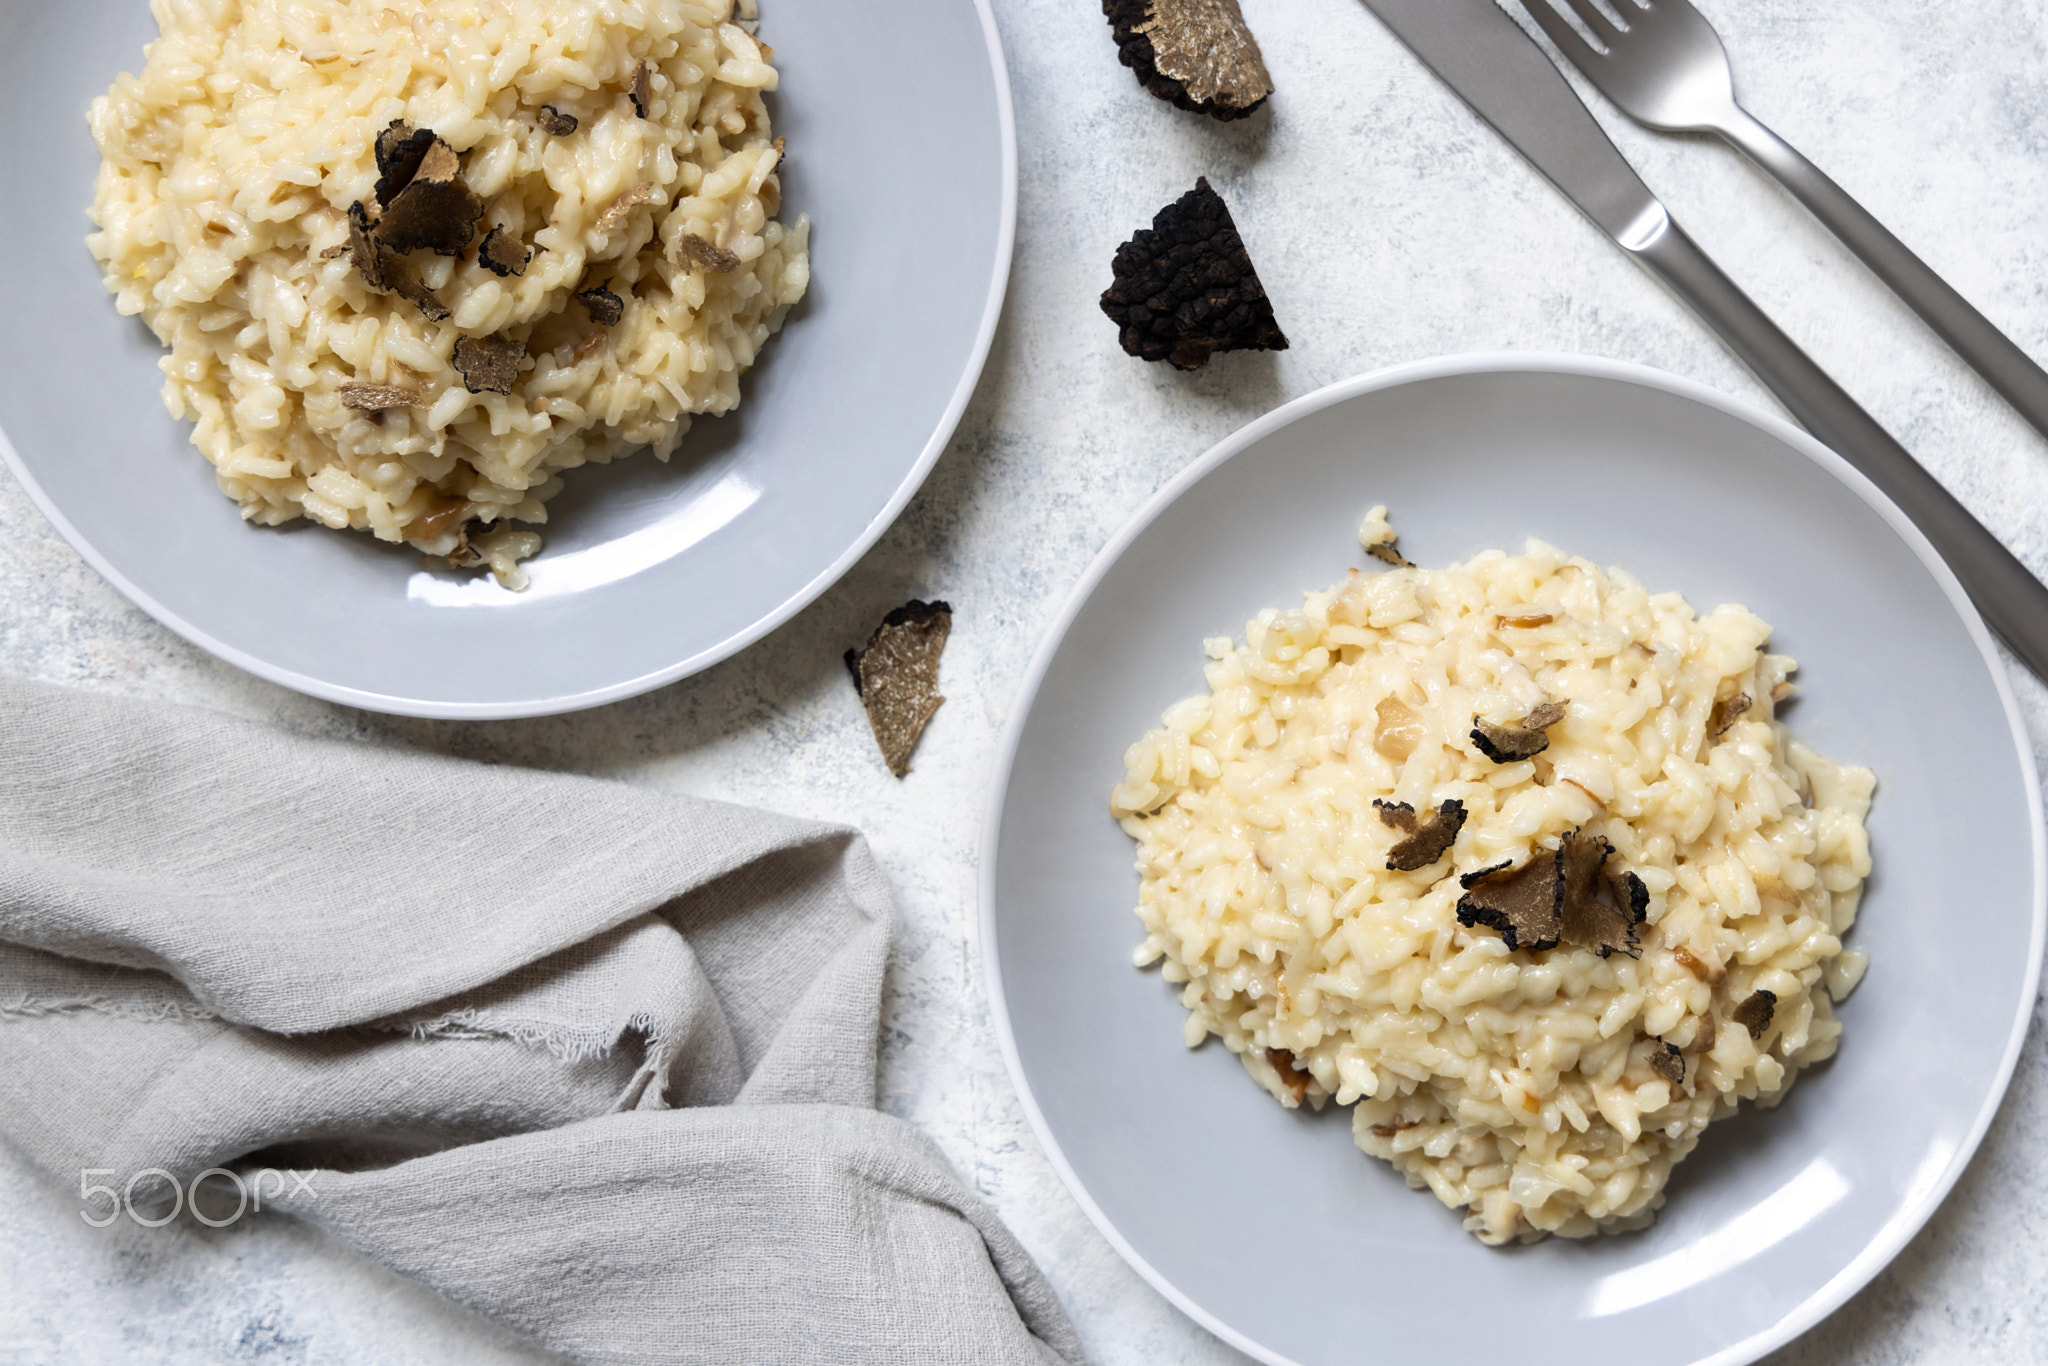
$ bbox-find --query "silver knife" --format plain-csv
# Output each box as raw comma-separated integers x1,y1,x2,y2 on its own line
1357,0,2048,679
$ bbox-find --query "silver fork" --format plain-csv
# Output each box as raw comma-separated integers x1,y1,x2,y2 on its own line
1518,0,2048,444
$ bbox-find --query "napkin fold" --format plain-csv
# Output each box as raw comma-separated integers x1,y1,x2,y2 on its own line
0,678,1081,1365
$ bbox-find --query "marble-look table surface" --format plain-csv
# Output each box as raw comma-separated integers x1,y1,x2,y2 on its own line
5,1,2046,1361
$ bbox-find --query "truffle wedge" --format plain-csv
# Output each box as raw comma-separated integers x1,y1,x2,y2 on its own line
1103,0,1273,121
1471,700,1567,763
1101,178,1288,371
846,600,953,777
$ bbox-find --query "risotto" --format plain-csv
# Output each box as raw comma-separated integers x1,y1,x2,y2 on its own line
1112,511,1874,1243
87,0,809,588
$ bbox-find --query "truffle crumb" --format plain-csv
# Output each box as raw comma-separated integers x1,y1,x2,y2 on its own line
338,383,423,412
538,104,579,135
376,136,484,258
1103,0,1274,122
595,182,661,238
1265,1048,1311,1105
678,234,743,274
1386,799,1466,872
1456,851,1563,952
1100,177,1288,371
452,335,526,395
578,286,624,326
628,59,653,117
1470,700,1568,763
1709,692,1752,736
1557,829,1645,959
1731,989,1777,1040
1647,1040,1686,1085
846,599,953,777
1366,542,1414,568
477,226,531,278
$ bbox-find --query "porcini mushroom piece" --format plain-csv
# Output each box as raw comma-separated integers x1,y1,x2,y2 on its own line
1470,700,1567,763
1374,696,1424,761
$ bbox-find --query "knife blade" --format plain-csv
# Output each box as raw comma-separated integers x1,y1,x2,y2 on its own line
1356,0,2048,679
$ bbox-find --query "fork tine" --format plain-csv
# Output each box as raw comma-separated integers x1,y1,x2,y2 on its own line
1557,0,1627,44
1516,0,1608,68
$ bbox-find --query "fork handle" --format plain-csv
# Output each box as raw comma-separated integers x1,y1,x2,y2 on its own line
1719,106,2048,444
1624,207,2048,677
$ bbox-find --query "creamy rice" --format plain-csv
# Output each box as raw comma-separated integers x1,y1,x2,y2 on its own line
88,0,809,587
1113,512,1874,1243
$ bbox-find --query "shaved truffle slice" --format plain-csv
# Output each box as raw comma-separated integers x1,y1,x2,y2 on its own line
477,226,531,278
1647,1040,1686,1086
1103,0,1273,122
1373,799,1416,832
451,335,526,395
1709,692,1752,736
376,138,484,257
628,59,654,118
846,600,953,777
1366,541,1413,568
338,383,422,412
1100,178,1288,371
678,234,743,273
1731,989,1777,1040
578,286,624,326
538,104,579,135
1470,700,1567,763
1386,799,1466,872
1265,1048,1311,1105
1682,1013,1717,1056
373,120,437,209
347,202,450,321
1557,830,1646,958
1457,850,1562,952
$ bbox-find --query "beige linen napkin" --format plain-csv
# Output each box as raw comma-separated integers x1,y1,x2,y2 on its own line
0,677,1081,1364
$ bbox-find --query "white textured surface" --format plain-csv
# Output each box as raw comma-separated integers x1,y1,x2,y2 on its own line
4,0,2047,1361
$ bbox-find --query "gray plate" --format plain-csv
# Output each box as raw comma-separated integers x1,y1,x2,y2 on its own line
984,356,2046,1366
0,0,1014,718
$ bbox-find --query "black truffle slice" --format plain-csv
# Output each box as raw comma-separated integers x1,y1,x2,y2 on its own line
1367,541,1414,568
1103,0,1274,122
1457,850,1563,952
1265,1048,1311,1105
1557,830,1645,959
1709,692,1752,736
578,286,625,326
338,383,422,411
1730,989,1777,1040
374,121,437,209
1385,799,1466,873
477,226,531,278
628,59,653,118
846,599,953,777
678,234,742,274
1647,1039,1686,1086
1471,700,1567,763
347,202,450,321
376,139,484,258
1100,178,1288,371
1373,799,1416,832
451,335,526,394
538,104,579,135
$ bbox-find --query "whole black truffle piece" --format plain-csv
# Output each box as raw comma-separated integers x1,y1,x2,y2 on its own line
1100,177,1288,372
1104,0,1273,122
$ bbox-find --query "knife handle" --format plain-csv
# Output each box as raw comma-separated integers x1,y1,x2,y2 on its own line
1624,208,2048,677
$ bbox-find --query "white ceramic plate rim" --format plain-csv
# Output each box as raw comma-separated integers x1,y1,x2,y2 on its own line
0,0,1017,720
979,352,2047,1366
